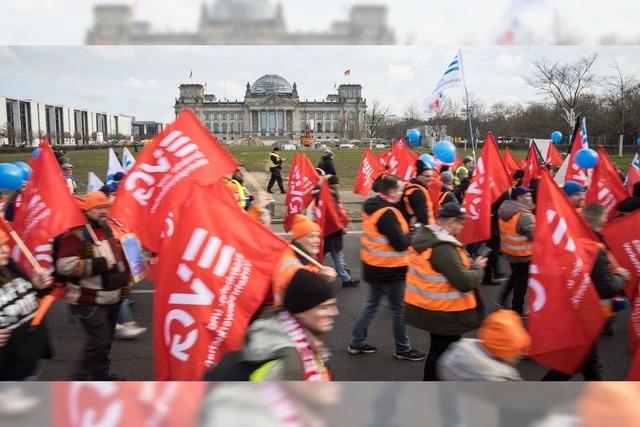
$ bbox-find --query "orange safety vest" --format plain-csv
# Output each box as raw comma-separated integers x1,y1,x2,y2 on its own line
499,211,533,257
438,191,454,205
360,206,410,268
405,246,477,312
402,183,435,225
272,247,319,306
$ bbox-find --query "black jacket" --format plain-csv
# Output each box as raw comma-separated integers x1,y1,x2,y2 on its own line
317,155,336,176
362,196,410,283
592,236,627,299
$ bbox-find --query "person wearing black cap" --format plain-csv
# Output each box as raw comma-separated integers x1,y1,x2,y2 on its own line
405,203,487,380
399,160,436,227
267,146,286,194
497,186,536,315
214,269,338,381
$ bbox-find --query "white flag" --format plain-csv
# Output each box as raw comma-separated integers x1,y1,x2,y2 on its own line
425,50,465,118
122,147,136,172
107,147,125,183
631,153,640,171
87,172,105,193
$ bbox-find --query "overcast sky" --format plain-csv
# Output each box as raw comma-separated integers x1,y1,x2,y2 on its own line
1,46,639,123
1,0,640,45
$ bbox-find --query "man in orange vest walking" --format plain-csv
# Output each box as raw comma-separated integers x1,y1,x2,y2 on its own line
348,175,425,361
404,203,487,380
497,186,535,315
399,160,436,227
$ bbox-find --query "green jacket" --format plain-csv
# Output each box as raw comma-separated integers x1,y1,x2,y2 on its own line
404,225,485,336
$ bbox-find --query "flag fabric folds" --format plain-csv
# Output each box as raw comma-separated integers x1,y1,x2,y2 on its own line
426,50,465,118
585,147,628,220
284,154,320,232
353,149,386,196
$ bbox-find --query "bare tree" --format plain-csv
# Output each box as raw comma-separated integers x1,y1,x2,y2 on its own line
403,103,422,129
366,100,390,141
605,59,639,137
524,54,600,131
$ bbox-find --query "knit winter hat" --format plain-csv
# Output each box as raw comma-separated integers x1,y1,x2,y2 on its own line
563,180,586,197
0,228,9,245
416,159,432,176
84,192,111,211
478,309,531,360
291,214,321,240
284,269,336,314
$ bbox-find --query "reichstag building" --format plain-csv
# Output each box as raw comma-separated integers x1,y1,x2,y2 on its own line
174,74,367,142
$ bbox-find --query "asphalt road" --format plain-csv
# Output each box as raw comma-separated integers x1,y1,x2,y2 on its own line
38,227,632,382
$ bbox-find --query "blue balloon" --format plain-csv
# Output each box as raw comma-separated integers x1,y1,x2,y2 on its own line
32,148,42,158
433,140,456,164
14,161,31,181
0,163,25,191
406,129,421,144
418,153,435,169
551,131,563,144
575,148,599,169
636,137,640,146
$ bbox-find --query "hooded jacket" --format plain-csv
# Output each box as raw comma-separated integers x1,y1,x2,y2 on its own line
404,225,484,336
361,196,411,283
240,309,329,381
438,338,523,381
317,154,337,176
497,199,535,263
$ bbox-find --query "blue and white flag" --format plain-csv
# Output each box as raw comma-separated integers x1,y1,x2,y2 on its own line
425,50,465,118
87,172,104,193
107,147,125,183
580,117,589,148
122,147,136,172
632,153,640,171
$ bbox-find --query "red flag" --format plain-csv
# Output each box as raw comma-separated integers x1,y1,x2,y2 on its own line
52,382,206,427
353,149,386,196
564,130,589,186
314,181,344,261
546,143,564,167
601,210,640,353
387,144,417,181
527,169,606,375
522,143,544,187
428,174,443,217
153,184,288,380
459,132,511,244
110,109,238,253
502,147,522,179
11,140,87,275
626,166,640,196
284,154,320,232
378,150,392,168
585,147,629,220
392,138,407,150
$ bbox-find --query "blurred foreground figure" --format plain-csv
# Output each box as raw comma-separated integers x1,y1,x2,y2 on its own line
0,383,39,416
579,383,640,427
200,382,340,427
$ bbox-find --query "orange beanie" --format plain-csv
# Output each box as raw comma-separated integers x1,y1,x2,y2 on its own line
83,192,111,211
478,309,531,361
0,228,9,245
291,214,321,240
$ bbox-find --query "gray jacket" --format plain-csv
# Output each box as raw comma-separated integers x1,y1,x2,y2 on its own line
438,338,523,381
497,199,535,263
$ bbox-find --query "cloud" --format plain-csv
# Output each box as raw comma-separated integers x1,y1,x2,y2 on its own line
387,64,415,82
494,53,524,70
118,76,160,89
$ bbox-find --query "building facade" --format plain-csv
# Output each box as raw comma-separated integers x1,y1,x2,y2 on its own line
174,74,367,143
0,96,132,147
132,121,164,139
87,0,394,45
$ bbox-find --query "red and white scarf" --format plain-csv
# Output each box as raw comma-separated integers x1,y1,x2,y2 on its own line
258,383,328,427
278,310,331,382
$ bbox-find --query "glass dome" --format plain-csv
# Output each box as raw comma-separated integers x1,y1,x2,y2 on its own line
251,74,292,95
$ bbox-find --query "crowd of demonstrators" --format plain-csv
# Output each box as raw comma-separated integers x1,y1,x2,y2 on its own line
0,229,54,380
267,146,286,194
209,269,338,381
497,186,536,315
542,203,630,381
54,192,130,380
454,156,475,187
404,203,487,380
438,171,458,205
349,174,425,362
400,160,436,227
618,181,640,214
438,309,531,381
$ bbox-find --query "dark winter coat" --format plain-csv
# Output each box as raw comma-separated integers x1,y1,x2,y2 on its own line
317,155,337,176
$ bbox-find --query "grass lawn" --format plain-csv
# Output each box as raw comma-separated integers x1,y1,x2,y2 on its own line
1,145,636,192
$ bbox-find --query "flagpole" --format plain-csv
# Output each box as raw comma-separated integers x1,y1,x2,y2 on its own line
458,49,476,161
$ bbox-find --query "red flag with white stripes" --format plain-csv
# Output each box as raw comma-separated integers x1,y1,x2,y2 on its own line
153,184,288,380
314,180,344,261
502,147,522,178
387,144,418,181
546,143,564,167
522,143,544,187
585,147,628,220
353,149,386,196
527,169,605,375
564,129,589,186
626,166,640,196
284,154,320,232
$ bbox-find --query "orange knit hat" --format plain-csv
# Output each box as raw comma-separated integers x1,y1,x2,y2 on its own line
291,214,321,240
84,192,111,211
0,228,9,245
478,309,531,360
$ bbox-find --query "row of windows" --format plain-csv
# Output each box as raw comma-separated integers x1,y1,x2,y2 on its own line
204,111,244,121
300,111,357,121
299,121,357,133
207,122,245,134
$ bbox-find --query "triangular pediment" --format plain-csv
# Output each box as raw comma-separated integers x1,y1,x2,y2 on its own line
248,93,297,107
